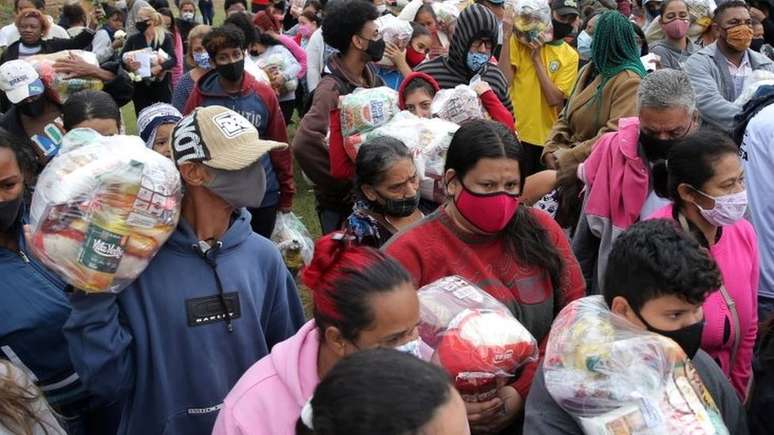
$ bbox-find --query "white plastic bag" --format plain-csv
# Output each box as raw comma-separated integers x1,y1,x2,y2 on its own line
544,296,729,434
431,84,485,124
377,15,414,66
270,212,314,269
25,50,103,104
29,129,182,293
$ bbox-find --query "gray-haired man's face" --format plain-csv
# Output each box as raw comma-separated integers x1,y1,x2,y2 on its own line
639,105,697,141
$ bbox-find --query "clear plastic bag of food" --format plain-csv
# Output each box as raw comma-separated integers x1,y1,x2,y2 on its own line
28,129,182,294
377,14,414,66
270,212,314,270
255,52,299,93
418,276,539,402
345,111,458,201
432,1,461,32
544,296,729,434
25,50,103,104
508,0,552,42
431,84,485,124
338,86,399,138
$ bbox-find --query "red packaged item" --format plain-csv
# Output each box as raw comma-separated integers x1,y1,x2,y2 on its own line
418,276,539,402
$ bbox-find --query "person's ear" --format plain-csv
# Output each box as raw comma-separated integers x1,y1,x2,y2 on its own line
351,33,365,51
444,169,460,197
360,184,379,202
676,182,697,205
324,326,353,358
610,296,646,330
178,162,212,186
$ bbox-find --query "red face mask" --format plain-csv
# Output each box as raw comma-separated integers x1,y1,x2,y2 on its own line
454,184,520,233
405,45,427,67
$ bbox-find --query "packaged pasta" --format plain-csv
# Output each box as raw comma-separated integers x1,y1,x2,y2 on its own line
431,84,485,124
338,86,400,137
28,129,182,294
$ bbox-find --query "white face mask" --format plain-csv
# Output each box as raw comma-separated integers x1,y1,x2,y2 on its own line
181,11,195,21
376,4,387,13
394,337,424,359
694,189,748,227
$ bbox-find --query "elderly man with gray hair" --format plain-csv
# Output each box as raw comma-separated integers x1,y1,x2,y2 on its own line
570,68,699,294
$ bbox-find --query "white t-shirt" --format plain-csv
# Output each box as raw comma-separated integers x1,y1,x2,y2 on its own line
0,17,70,48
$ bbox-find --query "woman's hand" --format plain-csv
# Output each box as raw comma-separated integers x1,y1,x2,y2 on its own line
151,64,163,77
385,42,407,67
471,80,491,96
269,68,286,89
468,386,524,434
54,53,100,78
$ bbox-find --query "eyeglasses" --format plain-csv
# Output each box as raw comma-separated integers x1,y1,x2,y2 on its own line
470,39,494,50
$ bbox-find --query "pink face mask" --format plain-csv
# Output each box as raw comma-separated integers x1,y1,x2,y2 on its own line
663,19,689,39
455,184,520,233
298,24,313,38
694,189,747,227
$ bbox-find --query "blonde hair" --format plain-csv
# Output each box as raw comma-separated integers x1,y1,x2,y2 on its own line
186,24,212,68
138,6,165,47
0,361,59,435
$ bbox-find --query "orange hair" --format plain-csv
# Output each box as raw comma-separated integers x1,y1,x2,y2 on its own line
15,8,50,37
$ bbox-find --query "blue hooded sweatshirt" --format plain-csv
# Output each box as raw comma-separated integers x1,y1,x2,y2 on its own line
0,219,89,406
64,208,305,435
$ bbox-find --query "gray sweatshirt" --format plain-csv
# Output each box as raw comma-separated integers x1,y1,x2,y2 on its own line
650,39,697,70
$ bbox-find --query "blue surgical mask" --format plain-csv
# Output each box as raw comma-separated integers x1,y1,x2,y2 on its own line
394,338,424,359
577,30,592,60
466,52,489,72
193,51,211,69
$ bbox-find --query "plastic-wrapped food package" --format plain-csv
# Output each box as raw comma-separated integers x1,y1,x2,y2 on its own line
121,47,170,81
245,56,271,84
418,276,539,402
544,296,729,434
339,86,399,137
255,52,299,94
28,129,182,294
433,1,461,33
346,111,458,201
431,85,485,124
25,51,103,104
377,15,414,67
508,0,552,42
270,212,315,270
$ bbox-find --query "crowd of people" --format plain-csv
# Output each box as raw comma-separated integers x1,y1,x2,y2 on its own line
0,0,773,433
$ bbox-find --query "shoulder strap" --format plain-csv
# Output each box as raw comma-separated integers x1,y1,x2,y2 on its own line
678,213,741,367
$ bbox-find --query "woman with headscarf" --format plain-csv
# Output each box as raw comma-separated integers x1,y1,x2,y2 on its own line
541,11,645,179
414,4,513,113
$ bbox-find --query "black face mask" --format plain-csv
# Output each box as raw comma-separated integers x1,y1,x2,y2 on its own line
751,38,765,52
0,195,22,233
552,19,575,40
639,130,674,162
217,59,245,82
372,193,420,217
18,95,46,117
636,309,705,359
135,20,150,33
362,37,386,62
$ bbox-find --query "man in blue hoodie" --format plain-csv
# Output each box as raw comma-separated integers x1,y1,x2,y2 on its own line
64,106,306,435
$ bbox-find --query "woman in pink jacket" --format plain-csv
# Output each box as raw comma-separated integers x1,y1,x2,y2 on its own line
648,129,758,400
212,233,421,435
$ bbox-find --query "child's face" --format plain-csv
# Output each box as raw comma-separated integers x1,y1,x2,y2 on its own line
753,24,765,39
411,34,432,54
109,14,124,31
415,10,437,33
404,88,433,118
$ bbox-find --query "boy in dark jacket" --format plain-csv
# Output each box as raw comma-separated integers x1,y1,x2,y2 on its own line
64,106,305,435
291,0,385,234
185,25,294,238
524,220,748,434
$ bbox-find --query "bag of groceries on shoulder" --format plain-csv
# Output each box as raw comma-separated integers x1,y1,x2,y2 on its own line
544,295,729,434
28,128,182,294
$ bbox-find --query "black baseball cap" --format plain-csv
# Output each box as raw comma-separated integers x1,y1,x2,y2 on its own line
551,0,580,17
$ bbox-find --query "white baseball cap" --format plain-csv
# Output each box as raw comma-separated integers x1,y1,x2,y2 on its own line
0,60,45,104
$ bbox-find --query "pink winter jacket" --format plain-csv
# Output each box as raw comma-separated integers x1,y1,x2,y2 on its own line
649,204,759,400
573,117,649,291
212,321,320,435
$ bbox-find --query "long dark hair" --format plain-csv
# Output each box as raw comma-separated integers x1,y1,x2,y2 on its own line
295,349,452,435
445,120,564,289
0,127,37,181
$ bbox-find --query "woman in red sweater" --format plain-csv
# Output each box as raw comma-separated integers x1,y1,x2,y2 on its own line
384,119,584,434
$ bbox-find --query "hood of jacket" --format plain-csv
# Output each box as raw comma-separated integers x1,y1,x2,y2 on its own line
398,71,441,109
448,4,500,72
268,320,320,407
165,206,254,254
